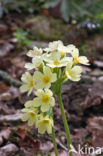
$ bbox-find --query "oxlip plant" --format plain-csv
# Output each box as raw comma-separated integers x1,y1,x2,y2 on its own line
20,40,89,156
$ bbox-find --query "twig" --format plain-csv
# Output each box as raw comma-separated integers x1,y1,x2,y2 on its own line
0,70,22,87
0,113,22,122
56,138,68,151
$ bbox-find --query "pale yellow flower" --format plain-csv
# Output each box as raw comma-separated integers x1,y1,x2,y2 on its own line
20,72,40,95
57,44,77,57
44,40,63,53
71,48,89,65
21,108,38,126
25,56,43,70
36,89,55,112
57,44,68,57
66,62,82,81
33,66,57,89
44,53,73,68
24,100,35,108
36,114,53,134
27,46,43,57
67,44,76,53
25,89,55,112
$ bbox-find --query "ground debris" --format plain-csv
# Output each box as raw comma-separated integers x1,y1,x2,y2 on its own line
0,144,19,156
81,81,103,110
87,116,103,148
0,42,14,57
0,129,11,146
0,113,22,123
0,24,8,35
0,70,22,87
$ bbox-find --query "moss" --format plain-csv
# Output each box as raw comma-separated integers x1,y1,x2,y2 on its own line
29,29,63,41
79,43,91,55
26,16,68,41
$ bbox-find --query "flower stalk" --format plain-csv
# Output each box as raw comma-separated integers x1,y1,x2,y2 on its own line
20,40,89,155
57,84,72,156
52,127,58,156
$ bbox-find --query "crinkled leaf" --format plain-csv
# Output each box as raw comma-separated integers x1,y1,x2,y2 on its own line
45,0,60,9
60,0,70,22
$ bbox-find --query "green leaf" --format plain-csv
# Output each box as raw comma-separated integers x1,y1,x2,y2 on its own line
45,0,60,9
60,0,70,22
0,6,4,18
97,13,103,19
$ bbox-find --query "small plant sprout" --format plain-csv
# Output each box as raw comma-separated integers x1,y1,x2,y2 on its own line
20,40,89,156
14,28,30,49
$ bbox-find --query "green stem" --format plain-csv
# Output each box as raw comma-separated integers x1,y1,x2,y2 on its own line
57,85,72,156
52,127,58,156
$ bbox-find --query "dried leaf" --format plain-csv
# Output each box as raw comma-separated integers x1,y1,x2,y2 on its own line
16,128,40,154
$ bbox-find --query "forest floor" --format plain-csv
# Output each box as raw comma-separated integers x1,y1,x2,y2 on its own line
0,13,103,156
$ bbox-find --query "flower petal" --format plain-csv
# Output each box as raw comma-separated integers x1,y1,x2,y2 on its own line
33,71,43,81
33,97,42,107
71,48,79,58
51,73,57,82
47,124,52,134
79,56,89,65
41,103,50,112
21,113,29,121
20,85,29,92
28,117,35,126
50,97,55,106
25,63,34,70
25,100,35,108
38,123,46,134
43,66,52,76
35,89,44,97
21,72,32,82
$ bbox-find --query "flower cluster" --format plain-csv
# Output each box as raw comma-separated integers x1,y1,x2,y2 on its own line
20,40,89,134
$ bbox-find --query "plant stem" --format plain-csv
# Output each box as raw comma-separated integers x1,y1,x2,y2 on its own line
52,127,58,156
57,85,72,156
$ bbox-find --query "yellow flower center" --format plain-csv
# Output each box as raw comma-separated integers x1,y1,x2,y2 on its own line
35,62,41,68
53,60,61,66
29,112,35,117
29,80,34,87
51,50,56,53
43,75,50,84
43,120,49,124
73,57,79,64
60,51,65,57
63,74,67,79
67,70,72,77
35,52,41,56
41,95,50,103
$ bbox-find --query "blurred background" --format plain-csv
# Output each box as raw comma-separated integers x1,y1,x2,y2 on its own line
0,0,103,156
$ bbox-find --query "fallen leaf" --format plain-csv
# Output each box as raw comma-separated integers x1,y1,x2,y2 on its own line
0,113,22,123
0,144,18,156
94,60,103,68
87,117,103,147
0,81,10,94
40,141,53,154
0,42,14,57
0,24,8,35
0,128,11,140
51,150,68,156
16,128,40,154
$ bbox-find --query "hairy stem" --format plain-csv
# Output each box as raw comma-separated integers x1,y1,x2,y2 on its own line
52,127,58,156
57,85,72,156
